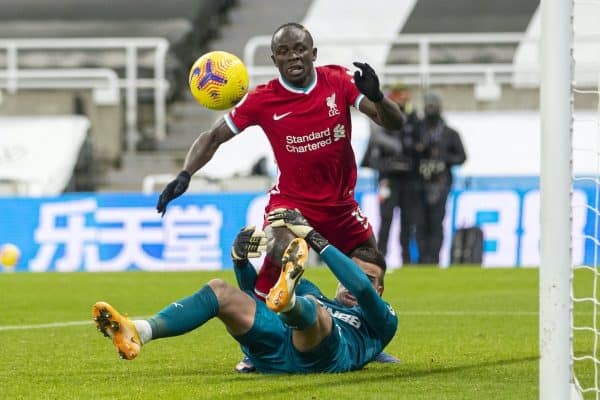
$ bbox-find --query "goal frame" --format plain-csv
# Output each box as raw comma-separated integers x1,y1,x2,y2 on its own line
539,0,574,399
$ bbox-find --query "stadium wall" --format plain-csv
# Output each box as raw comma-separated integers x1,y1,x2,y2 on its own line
0,177,595,272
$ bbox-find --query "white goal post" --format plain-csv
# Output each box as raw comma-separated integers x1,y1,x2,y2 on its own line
539,0,573,399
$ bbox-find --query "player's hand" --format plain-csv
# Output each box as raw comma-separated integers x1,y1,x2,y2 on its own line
156,171,191,216
267,208,314,239
231,225,267,261
268,209,330,253
353,62,384,103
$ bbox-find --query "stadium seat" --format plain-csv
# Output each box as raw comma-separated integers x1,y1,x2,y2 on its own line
0,0,237,101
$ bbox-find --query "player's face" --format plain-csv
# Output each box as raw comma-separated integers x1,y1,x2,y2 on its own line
270,27,317,88
334,258,384,307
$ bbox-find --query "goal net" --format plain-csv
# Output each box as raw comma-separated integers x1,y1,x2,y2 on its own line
571,83,600,397
571,40,600,400
572,0,600,397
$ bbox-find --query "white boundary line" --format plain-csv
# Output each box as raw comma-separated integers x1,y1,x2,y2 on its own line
0,315,147,332
401,310,539,316
0,320,92,331
0,311,542,332
5,309,596,331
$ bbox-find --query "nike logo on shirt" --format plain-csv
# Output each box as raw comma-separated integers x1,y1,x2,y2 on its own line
273,112,292,120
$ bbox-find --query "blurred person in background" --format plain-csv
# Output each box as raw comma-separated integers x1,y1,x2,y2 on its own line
362,82,423,265
416,92,466,265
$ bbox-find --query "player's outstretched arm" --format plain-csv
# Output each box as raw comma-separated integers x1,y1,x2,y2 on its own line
268,209,394,332
353,62,405,130
156,118,235,216
320,245,397,336
267,209,379,299
231,225,267,291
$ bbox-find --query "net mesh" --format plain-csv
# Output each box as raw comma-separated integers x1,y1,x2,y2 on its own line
572,90,600,399
571,1,600,397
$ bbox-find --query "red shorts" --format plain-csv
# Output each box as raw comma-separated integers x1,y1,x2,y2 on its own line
265,197,374,254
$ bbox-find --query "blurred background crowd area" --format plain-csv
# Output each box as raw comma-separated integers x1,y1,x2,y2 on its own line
0,0,598,196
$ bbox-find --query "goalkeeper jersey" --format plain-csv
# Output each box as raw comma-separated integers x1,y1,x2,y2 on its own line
234,245,398,373
296,278,397,369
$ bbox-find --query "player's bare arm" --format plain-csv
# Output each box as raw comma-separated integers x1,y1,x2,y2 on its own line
360,96,405,130
156,117,234,216
182,117,235,175
353,61,405,130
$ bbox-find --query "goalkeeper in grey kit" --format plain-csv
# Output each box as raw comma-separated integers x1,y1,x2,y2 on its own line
92,209,398,373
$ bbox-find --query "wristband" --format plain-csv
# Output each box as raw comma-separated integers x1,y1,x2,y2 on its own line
178,171,191,180
370,90,384,103
305,230,330,253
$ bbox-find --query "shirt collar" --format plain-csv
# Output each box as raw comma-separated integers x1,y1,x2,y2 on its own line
278,68,317,94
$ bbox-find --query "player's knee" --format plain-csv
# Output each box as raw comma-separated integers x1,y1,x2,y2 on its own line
305,295,331,325
207,278,232,298
305,294,318,303
266,245,284,262
266,227,295,260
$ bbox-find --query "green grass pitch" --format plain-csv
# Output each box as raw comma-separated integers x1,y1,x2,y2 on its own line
0,266,592,399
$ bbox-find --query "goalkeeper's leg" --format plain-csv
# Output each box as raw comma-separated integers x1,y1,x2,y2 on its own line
93,282,257,360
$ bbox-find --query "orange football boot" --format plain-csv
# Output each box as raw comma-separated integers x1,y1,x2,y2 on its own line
266,238,308,312
92,301,141,360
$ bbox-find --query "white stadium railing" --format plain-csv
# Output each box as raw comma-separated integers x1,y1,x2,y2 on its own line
243,33,525,88
0,37,170,150
0,68,120,104
243,32,600,95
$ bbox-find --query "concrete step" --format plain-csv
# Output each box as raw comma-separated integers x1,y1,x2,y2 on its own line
401,0,538,33
99,151,184,192
161,98,225,151
209,0,313,59
386,44,517,65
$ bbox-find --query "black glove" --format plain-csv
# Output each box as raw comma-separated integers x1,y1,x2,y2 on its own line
156,171,191,216
353,62,384,103
267,208,330,253
231,225,267,267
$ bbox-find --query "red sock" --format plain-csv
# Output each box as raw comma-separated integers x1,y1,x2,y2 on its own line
254,256,281,301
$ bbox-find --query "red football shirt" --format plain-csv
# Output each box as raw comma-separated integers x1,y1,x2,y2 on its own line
225,65,365,206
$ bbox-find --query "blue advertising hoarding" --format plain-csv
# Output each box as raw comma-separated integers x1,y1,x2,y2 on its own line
1,192,266,272
0,178,597,271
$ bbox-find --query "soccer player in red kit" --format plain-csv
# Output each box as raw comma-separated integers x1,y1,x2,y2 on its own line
156,22,404,300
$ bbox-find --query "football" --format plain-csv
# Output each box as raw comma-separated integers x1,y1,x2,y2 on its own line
188,50,249,110
0,243,21,268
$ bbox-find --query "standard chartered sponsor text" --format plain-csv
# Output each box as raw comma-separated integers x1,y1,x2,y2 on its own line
286,127,333,153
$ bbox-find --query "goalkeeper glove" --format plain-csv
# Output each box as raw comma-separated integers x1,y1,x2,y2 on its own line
353,62,384,103
156,171,191,217
267,209,330,253
231,225,267,267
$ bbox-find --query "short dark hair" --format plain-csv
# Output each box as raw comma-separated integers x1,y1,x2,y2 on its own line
271,22,314,51
350,246,387,273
